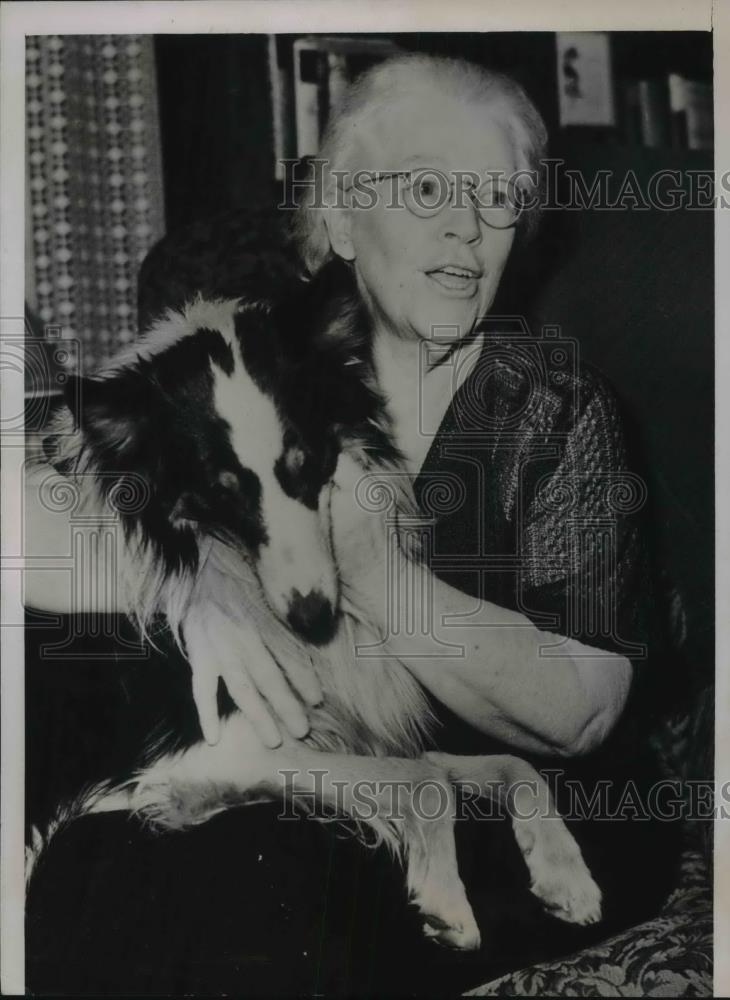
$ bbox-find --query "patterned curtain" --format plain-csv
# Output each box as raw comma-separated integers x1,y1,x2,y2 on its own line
26,35,165,372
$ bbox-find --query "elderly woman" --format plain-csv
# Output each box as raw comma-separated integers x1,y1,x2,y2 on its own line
25,54,676,995
298,55,633,758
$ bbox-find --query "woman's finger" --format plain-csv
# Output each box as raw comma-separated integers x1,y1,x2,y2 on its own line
219,661,283,749
232,622,311,740
184,622,222,746
191,662,221,746
184,611,280,748
274,645,323,708
185,607,281,749
200,612,285,748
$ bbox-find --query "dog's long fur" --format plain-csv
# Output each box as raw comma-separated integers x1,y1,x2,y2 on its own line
29,260,602,948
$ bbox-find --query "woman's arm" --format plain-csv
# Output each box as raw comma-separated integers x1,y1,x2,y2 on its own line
362,558,632,757
332,465,630,758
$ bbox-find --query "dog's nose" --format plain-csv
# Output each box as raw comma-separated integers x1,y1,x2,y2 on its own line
286,589,339,646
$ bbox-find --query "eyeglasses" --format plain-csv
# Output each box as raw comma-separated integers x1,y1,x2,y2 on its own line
354,170,525,230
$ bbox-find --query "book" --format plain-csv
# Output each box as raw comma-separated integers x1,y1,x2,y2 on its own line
288,36,398,161
636,79,670,149
668,74,713,151
685,81,713,151
327,52,349,119
267,36,297,181
668,73,689,148
621,81,642,145
293,40,328,160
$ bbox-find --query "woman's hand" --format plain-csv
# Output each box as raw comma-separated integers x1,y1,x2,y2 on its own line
186,455,389,748
183,602,323,748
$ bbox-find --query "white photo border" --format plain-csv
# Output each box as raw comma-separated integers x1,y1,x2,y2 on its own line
1,1,723,995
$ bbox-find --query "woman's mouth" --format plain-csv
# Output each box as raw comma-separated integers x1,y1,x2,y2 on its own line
425,265,482,295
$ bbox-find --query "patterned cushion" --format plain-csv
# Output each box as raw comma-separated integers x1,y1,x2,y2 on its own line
467,850,711,997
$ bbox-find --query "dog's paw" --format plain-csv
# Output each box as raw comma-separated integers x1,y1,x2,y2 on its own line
414,878,481,950
525,829,602,926
421,910,482,951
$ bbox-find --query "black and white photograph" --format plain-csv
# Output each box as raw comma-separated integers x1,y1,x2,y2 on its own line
1,1,726,995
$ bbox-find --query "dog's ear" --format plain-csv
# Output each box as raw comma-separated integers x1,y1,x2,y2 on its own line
66,369,149,416
66,368,163,460
63,372,90,410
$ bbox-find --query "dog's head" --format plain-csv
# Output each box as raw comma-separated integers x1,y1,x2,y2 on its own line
56,263,397,645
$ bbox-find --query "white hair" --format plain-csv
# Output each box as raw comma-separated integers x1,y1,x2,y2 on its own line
291,53,548,276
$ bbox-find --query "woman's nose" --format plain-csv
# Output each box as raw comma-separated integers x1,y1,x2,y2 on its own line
439,196,482,244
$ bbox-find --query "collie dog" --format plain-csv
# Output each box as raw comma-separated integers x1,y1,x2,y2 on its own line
31,260,601,950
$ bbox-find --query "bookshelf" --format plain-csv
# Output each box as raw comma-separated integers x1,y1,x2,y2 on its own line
279,32,712,159
268,35,398,174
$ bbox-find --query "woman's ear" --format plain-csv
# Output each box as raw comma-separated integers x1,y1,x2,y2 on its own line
323,206,355,262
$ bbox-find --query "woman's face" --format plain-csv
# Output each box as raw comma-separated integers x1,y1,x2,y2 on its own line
338,93,518,345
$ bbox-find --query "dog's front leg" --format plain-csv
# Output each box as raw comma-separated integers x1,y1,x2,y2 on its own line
426,752,602,926
128,717,481,949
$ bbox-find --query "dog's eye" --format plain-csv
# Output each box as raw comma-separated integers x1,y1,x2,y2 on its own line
282,445,306,478
212,467,262,516
274,430,340,511
217,470,240,492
